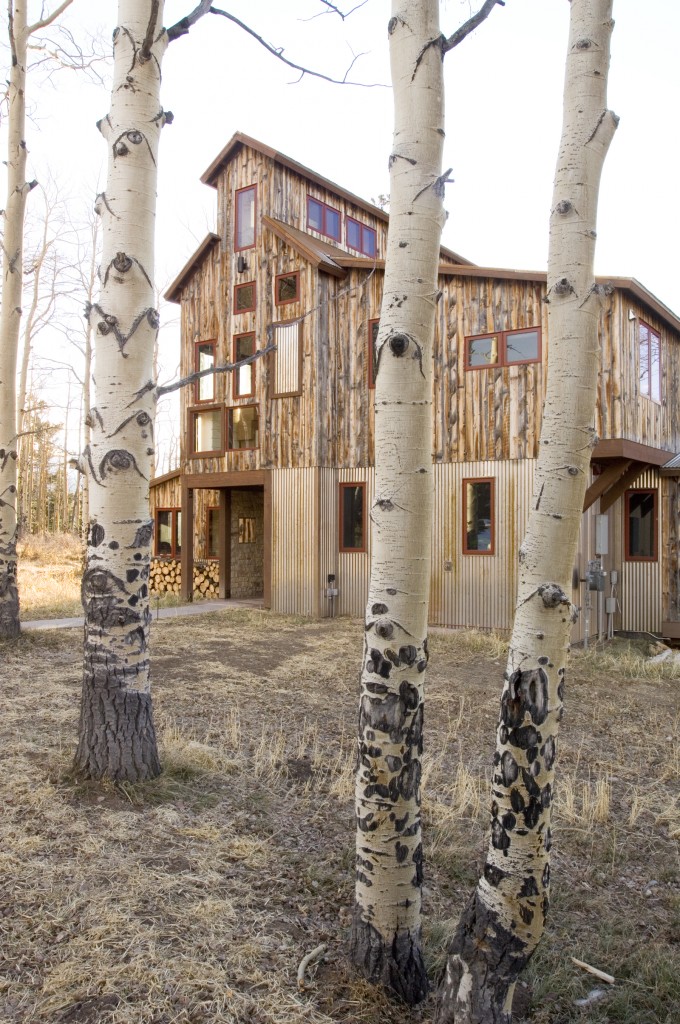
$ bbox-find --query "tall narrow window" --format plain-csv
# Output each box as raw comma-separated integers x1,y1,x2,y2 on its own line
195,341,215,402
233,333,256,398
227,406,259,450
625,489,657,561
235,185,256,250
340,483,365,552
155,509,182,558
463,478,495,554
272,322,302,396
207,506,219,558
368,318,379,389
639,322,661,403
191,407,223,454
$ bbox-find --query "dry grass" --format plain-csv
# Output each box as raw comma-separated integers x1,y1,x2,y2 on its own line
0,611,678,1023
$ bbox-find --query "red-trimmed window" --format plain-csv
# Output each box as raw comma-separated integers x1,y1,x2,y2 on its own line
339,483,366,552
206,506,219,558
639,322,661,403
275,271,300,305
190,406,223,455
465,328,541,369
625,489,657,561
233,332,256,398
307,196,340,241
195,341,215,402
347,216,377,258
155,508,181,558
368,318,379,389
235,185,256,250
463,478,495,555
234,281,256,313
227,405,259,450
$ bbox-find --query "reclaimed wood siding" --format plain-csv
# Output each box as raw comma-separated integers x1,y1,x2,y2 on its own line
664,476,680,623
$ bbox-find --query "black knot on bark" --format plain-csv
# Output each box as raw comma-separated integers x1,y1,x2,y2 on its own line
127,130,144,145
147,309,160,329
389,334,409,357
574,36,593,49
114,141,129,156
555,199,573,215
553,278,574,296
538,583,569,608
374,619,394,640
113,252,132,273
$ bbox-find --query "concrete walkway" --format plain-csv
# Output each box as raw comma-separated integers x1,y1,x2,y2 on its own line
22,598,264,631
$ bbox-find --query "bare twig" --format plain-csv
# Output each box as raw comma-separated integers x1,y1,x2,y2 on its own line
297,943,326,991
308,0,369,20
27,0,73,36
166,0,212,44
570,957,616,985
443,0,505,53
155,342,276,398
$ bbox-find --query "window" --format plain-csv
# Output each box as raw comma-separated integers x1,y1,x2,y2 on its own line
207,506,219,558
227,405,259,450
307,196,340,241
639,321,661,403
155,508,181,558
346,216,377,257
239,517,255,544
275,271,300,305
625,489,657,561
195,341,215,403
234,281,256,313
272,321,302,396
191,406,223,454
463,478,494,554
233,333,256,398
340,483,365,552
235,185,256,250
368,318,379,389
465,328,541,369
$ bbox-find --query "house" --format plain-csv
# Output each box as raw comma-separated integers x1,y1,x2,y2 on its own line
150,132,680,641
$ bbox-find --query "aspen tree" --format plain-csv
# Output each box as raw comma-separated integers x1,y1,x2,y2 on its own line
351,0,502,1004
0,0,73,638
436,3,618,1020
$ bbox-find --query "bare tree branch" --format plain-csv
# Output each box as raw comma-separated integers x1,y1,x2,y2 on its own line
140,0,161,58
309,0,370,20
443,0,505,53
27,0,73,36
166,0,212,43
155,342,276,398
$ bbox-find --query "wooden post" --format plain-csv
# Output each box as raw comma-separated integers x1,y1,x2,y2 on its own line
181,482,194,602
218,488,231,599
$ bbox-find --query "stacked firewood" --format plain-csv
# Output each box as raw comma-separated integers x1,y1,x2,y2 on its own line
149,559,219,598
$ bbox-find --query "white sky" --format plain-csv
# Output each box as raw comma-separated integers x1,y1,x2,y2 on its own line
7,0,680,463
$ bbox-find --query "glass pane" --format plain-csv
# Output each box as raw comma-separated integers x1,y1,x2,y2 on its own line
235,283,255,312
229,406,259,449
277,273,298,304
157,511,172,555
236,187,255,248
342,485,364,549
308,197,323,232
207,508,218,558
197,343,214,401
347,219,361,250
325,207,340,239
370,320,379,386
363,226,377,257
467,336,498,367
628,491,655,558
465,481,492,551
194,409,222,452
639,323,650,396
505,329,539,364
650,330,661,402
175,512,182,557
234,334,255,397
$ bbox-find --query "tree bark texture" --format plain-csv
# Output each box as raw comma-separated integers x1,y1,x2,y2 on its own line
436,3,617,1021
0,2,31,638
351,0,445,1004
74,0,170,781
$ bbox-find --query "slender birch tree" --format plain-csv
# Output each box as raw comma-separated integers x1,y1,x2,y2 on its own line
435,3,618,1020
0,0,73,638
351,0,503,1004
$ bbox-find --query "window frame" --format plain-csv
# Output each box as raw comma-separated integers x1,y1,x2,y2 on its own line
189,404,224,457
234,280,256,314
464,327,542,371
227,404,260,452
368,318,380,389
155,507,182,559
339,482,366,553
307,195,341,241
206,505,219,559
194,340,216,404
271,320,303,398
275,270,300,306
233,332,256,399
624,488,658,562
462,476,495,556
234,184,256,251
346,216,377,258
639,320,661,404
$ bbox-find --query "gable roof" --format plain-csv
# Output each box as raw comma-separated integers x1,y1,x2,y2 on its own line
165,232,219,304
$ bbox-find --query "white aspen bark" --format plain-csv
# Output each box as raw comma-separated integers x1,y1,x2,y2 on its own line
351,0,445,1003
436,3,617,1021
74,0,169,781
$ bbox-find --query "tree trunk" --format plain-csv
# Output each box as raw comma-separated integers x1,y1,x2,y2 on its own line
351,0,445,1004
435,3,617,1021
74,0,170,782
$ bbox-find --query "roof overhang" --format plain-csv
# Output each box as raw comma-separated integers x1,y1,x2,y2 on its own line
164,233,220,303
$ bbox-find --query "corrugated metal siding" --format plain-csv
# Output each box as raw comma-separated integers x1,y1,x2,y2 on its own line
273,322,300,396
430,460,535,629
271,468,318,616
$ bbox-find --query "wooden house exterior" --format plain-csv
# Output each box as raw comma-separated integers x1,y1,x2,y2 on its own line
150,133,680,640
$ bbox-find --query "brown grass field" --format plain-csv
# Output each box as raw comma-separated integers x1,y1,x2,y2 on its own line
2,536,679,1023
